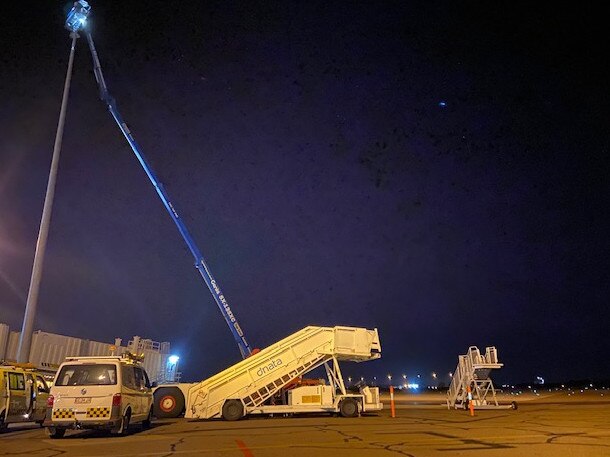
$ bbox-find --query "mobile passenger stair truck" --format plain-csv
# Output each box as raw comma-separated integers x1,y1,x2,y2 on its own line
179,325,382,420
446,346,516,410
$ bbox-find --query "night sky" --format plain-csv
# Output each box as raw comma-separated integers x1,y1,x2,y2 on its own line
0,2,608,385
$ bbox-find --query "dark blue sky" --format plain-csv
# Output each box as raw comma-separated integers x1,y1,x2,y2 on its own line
0,1,608,385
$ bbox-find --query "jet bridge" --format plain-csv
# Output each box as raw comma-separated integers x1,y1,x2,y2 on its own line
185,326,382,420
447,345,514,410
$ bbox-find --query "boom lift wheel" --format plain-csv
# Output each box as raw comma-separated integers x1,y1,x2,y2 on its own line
222,400,244,421
339,398,359,418
154,387,185,418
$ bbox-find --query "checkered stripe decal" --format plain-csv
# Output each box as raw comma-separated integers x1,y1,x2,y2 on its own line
86,407,110,418
52,408,75,419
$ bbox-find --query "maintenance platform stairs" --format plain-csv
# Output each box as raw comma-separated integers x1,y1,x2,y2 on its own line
447,345,512,410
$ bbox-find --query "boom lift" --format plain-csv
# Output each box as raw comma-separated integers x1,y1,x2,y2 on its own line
66,1,251,359
63,3,383,420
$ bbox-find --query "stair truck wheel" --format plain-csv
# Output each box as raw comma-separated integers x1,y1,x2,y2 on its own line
222,399,244,421
339,398,359,418
154,387,185,418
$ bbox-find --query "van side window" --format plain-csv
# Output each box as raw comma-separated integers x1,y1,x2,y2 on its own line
122,366,137,389
8,372,25,390
134,368,151,389
134,368,144,389
143,369,151,389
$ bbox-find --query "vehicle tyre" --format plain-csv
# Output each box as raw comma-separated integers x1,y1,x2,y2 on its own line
47,427,66,439
0,415,7,433
339,398,359,418
142,407,153,429
153,387,185,418
222,400,244,421
511,401,518,410
113,410,131,436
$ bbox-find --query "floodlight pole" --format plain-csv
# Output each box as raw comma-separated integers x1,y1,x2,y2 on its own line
16,32,79,363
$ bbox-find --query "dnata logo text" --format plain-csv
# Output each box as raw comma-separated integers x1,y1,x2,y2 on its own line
257,359,283,377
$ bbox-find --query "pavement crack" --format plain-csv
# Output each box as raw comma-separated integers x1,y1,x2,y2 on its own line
323,427,363,443
157,437,186,457
316,425,417,455
369,441,417,456
0,447,67,457
425,431,513,450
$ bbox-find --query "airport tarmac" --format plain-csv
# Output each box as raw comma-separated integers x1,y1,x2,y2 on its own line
1,390,609,456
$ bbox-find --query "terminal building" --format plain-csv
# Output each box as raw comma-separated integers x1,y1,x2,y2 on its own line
0,322,176,383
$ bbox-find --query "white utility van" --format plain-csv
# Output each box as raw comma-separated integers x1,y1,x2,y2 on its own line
44,355,154,438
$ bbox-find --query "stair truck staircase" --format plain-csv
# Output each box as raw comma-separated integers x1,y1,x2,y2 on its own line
185,326,382,420
447,346,514,410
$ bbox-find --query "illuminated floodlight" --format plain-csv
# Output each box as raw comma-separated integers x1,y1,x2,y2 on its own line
168,355,180,365
65,0,91,32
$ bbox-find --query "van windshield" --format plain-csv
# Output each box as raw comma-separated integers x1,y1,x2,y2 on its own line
55,364,117,386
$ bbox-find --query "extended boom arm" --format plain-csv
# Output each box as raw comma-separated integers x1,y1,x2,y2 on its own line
83,31,251,359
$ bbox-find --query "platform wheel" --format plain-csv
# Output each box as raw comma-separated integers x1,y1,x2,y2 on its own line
222,399,244,421
339,398,359,418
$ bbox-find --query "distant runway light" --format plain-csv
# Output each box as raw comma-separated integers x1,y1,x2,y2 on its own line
438,101,447,107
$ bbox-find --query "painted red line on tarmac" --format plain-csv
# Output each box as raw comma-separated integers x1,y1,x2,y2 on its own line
236,439,254,457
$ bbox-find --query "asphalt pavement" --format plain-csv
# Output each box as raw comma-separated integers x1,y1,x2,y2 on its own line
2,391,609,456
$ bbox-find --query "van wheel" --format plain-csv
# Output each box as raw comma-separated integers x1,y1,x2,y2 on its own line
47,427,66,439
153,387,185,418
339,398,359,418
0,415,7,433
113,411,130,436
222,400,244,421
142,407,153,429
